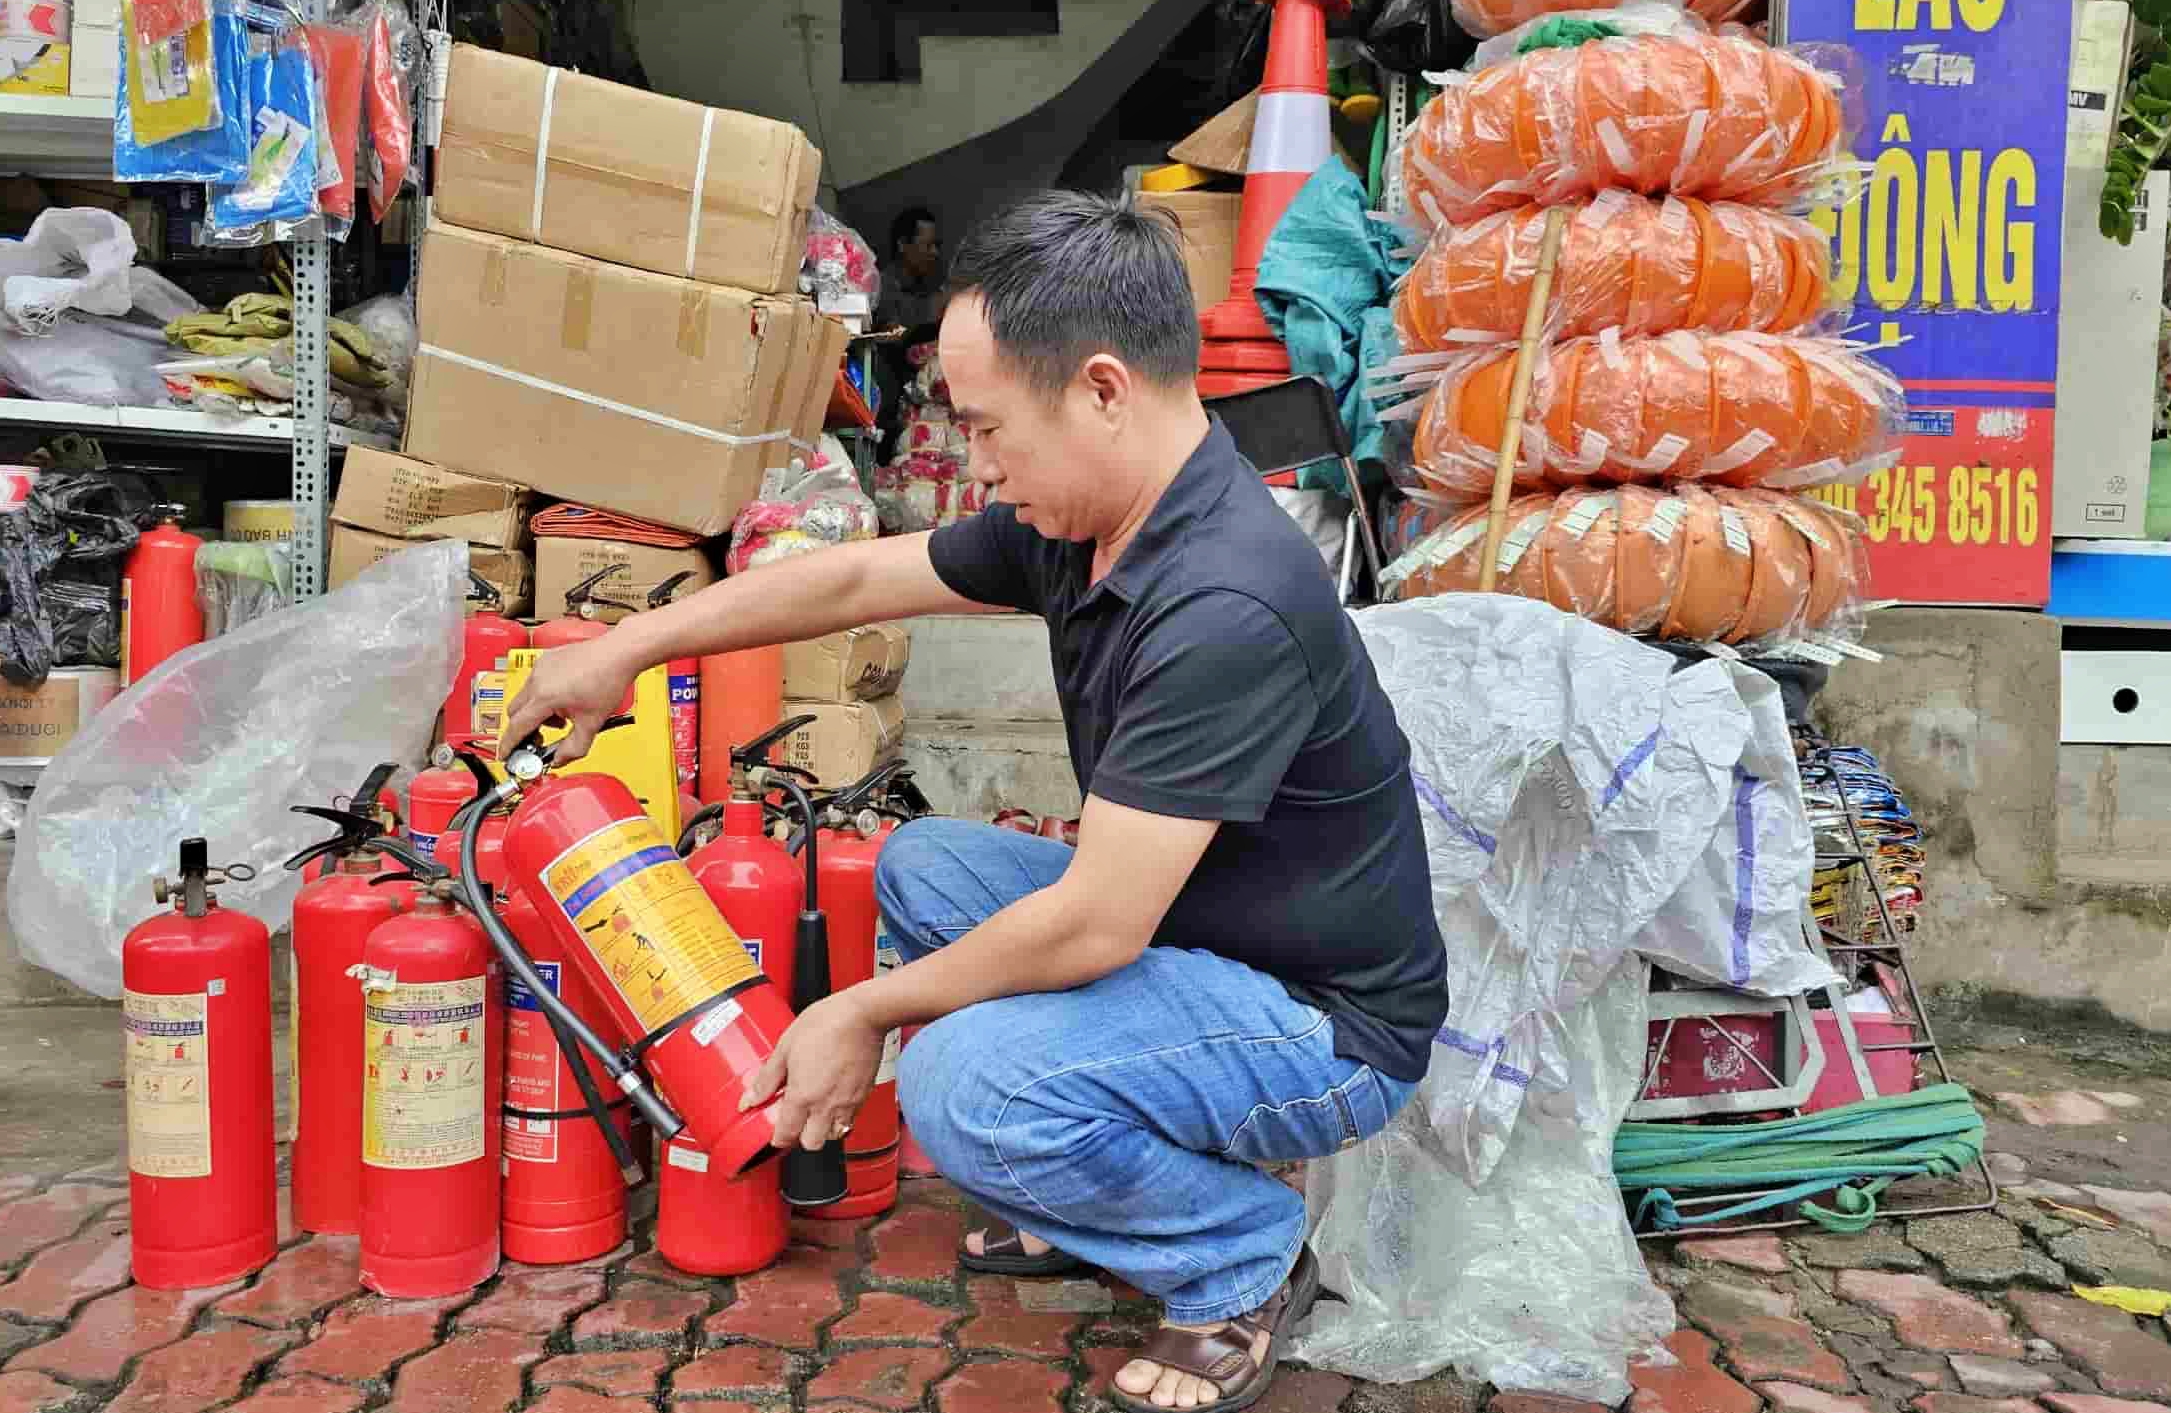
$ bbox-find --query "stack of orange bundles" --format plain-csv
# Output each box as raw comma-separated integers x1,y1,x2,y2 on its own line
1379,15,1892,651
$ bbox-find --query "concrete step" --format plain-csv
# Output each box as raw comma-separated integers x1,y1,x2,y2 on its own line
902,719,1080,823
901,613,1059,723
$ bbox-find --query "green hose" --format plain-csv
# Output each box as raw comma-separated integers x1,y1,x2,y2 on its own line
1614,1083,1985,1233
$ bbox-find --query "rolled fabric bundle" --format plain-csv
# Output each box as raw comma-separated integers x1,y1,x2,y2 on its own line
1394,194,1833,349
1386,484,1868,646
1401,32,1843,226
1408,330,1903,498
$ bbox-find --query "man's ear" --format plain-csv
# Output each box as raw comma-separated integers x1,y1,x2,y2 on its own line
1080,353,1132,426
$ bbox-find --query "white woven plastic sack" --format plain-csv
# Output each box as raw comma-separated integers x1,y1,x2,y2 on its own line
6,540,467,998
1287,594,1829,1398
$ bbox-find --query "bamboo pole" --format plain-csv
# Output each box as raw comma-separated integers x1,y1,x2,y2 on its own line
1477,204,1569,593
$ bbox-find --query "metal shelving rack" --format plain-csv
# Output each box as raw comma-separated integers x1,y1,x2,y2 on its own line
0,0,430,600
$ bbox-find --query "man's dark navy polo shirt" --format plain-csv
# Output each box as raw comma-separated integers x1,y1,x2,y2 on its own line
927,418,1448,1082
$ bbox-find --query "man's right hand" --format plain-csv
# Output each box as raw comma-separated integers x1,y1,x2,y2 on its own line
498,633,643,766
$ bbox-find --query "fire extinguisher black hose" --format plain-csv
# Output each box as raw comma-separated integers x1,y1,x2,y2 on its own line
767,774,848,1208
537,998,646,1186
455,814,687,1142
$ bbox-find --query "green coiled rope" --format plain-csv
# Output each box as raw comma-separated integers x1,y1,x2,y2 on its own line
1613,1083,1986,1234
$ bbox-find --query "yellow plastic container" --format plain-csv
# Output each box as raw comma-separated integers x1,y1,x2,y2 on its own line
501,648,680,841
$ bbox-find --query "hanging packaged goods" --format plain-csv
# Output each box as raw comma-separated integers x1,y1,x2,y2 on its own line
1384,485,1868,648
1406,331,1905,498
1395,195,1835,349
1400,33,1846,226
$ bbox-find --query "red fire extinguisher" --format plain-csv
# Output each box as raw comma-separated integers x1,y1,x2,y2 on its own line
446,572,531,752
647,572,703,800
454,720,790,1177
123,839,277,1290
408,747,477,863
357,842,504,1298
121,505,204,689
680,719,817,996
530,563,635,650
655,1131,786,1276
283,765,412,1236
787,759,933,1220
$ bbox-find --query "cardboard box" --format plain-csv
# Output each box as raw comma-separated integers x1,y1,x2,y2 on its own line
2054,167,2166,538
533,537,714,625
334,446,531,547
436,44,820,296
782,623,911,702
0,668,118,764
406,222,846,536
330,525,534,614
775,696,904,787
1138,191,1242,313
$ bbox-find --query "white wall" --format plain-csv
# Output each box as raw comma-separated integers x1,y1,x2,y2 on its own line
635,0,1166,196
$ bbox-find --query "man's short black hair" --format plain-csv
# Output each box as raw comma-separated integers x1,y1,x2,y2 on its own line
945,190,1199,396
889,205,938,256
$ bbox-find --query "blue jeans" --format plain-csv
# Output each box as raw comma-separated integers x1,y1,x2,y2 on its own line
877,818,1420,1322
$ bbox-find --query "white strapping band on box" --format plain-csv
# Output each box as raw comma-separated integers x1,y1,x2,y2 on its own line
527,67,720,280
418,343,793,448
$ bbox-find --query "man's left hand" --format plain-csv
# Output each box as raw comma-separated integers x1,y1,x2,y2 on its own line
740,992,886,1151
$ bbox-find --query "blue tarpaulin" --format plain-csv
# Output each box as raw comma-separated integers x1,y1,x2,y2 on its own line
1255,160,1414,495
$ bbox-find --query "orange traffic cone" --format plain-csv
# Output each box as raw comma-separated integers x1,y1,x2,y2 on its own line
1197,0,1345,397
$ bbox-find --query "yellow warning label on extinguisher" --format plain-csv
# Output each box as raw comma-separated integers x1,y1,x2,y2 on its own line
540,815,761,1036
124,989,212,1178
363,977,488,1170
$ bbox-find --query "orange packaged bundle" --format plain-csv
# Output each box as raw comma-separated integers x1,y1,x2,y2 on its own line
1384,485,1865,646
1403,329,1903,498
1452,0,1754,38
1401,32,1843,226
1394,193,1832,349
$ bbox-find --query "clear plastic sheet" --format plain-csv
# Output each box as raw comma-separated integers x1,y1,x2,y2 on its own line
0,209,147,333
1290,594,1830,1396
1382,484,1870,648
1401,33,1847,226
0,312,176,407
1395,330,1904,496
1394,194,1836,350
195,539,293,637
5,540,466,999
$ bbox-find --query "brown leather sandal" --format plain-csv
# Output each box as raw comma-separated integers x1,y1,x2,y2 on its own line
956,1222,1089,1277
1108,1244,1321,1413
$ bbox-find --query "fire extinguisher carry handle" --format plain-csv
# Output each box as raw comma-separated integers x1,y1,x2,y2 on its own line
825,758,913,818
732,714,820,767
466,570,504,608
646,570,700,610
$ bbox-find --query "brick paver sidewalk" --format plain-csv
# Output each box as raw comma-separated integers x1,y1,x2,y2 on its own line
2,1159,2169,1413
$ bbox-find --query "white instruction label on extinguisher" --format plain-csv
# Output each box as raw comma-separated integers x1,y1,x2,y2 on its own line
874,932,902,1085
666,1141,709,1173
124,990,212,1178
363,976,488,1170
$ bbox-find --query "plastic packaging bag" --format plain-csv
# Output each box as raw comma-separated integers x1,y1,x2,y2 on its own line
122,0,221,142
113,0,251,183
1351,0,1469,76
1464,1,1701,67
43,575,121,668
303,20,365,232
361,0,415,226
335,291,417,410
0,515,58,686
196,538,292,637
5,539,466,999
1392,330,1905,497
1288,594,1829,1397
0,312,175,407
1401,33,1847,227
207,25,321,243
1383,483,1869,649
1454,0,1738,38
0,208,144,333
726,452,879,575
803,209,880,305
1394,194,1835,350
0,471,145,686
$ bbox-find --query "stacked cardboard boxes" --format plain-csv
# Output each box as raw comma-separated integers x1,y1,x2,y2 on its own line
400,45,846,540
328,449,536,611
775,623,912,786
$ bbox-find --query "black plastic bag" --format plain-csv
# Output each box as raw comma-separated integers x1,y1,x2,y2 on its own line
0,515,59,688
1354,0,1476,75
44,570,120,669
0,473,145,688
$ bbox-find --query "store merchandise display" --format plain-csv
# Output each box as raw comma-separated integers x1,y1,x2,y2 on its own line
1806,745,1925,942
874,344,988,533
727,443,879,576
1451,0,1756,37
